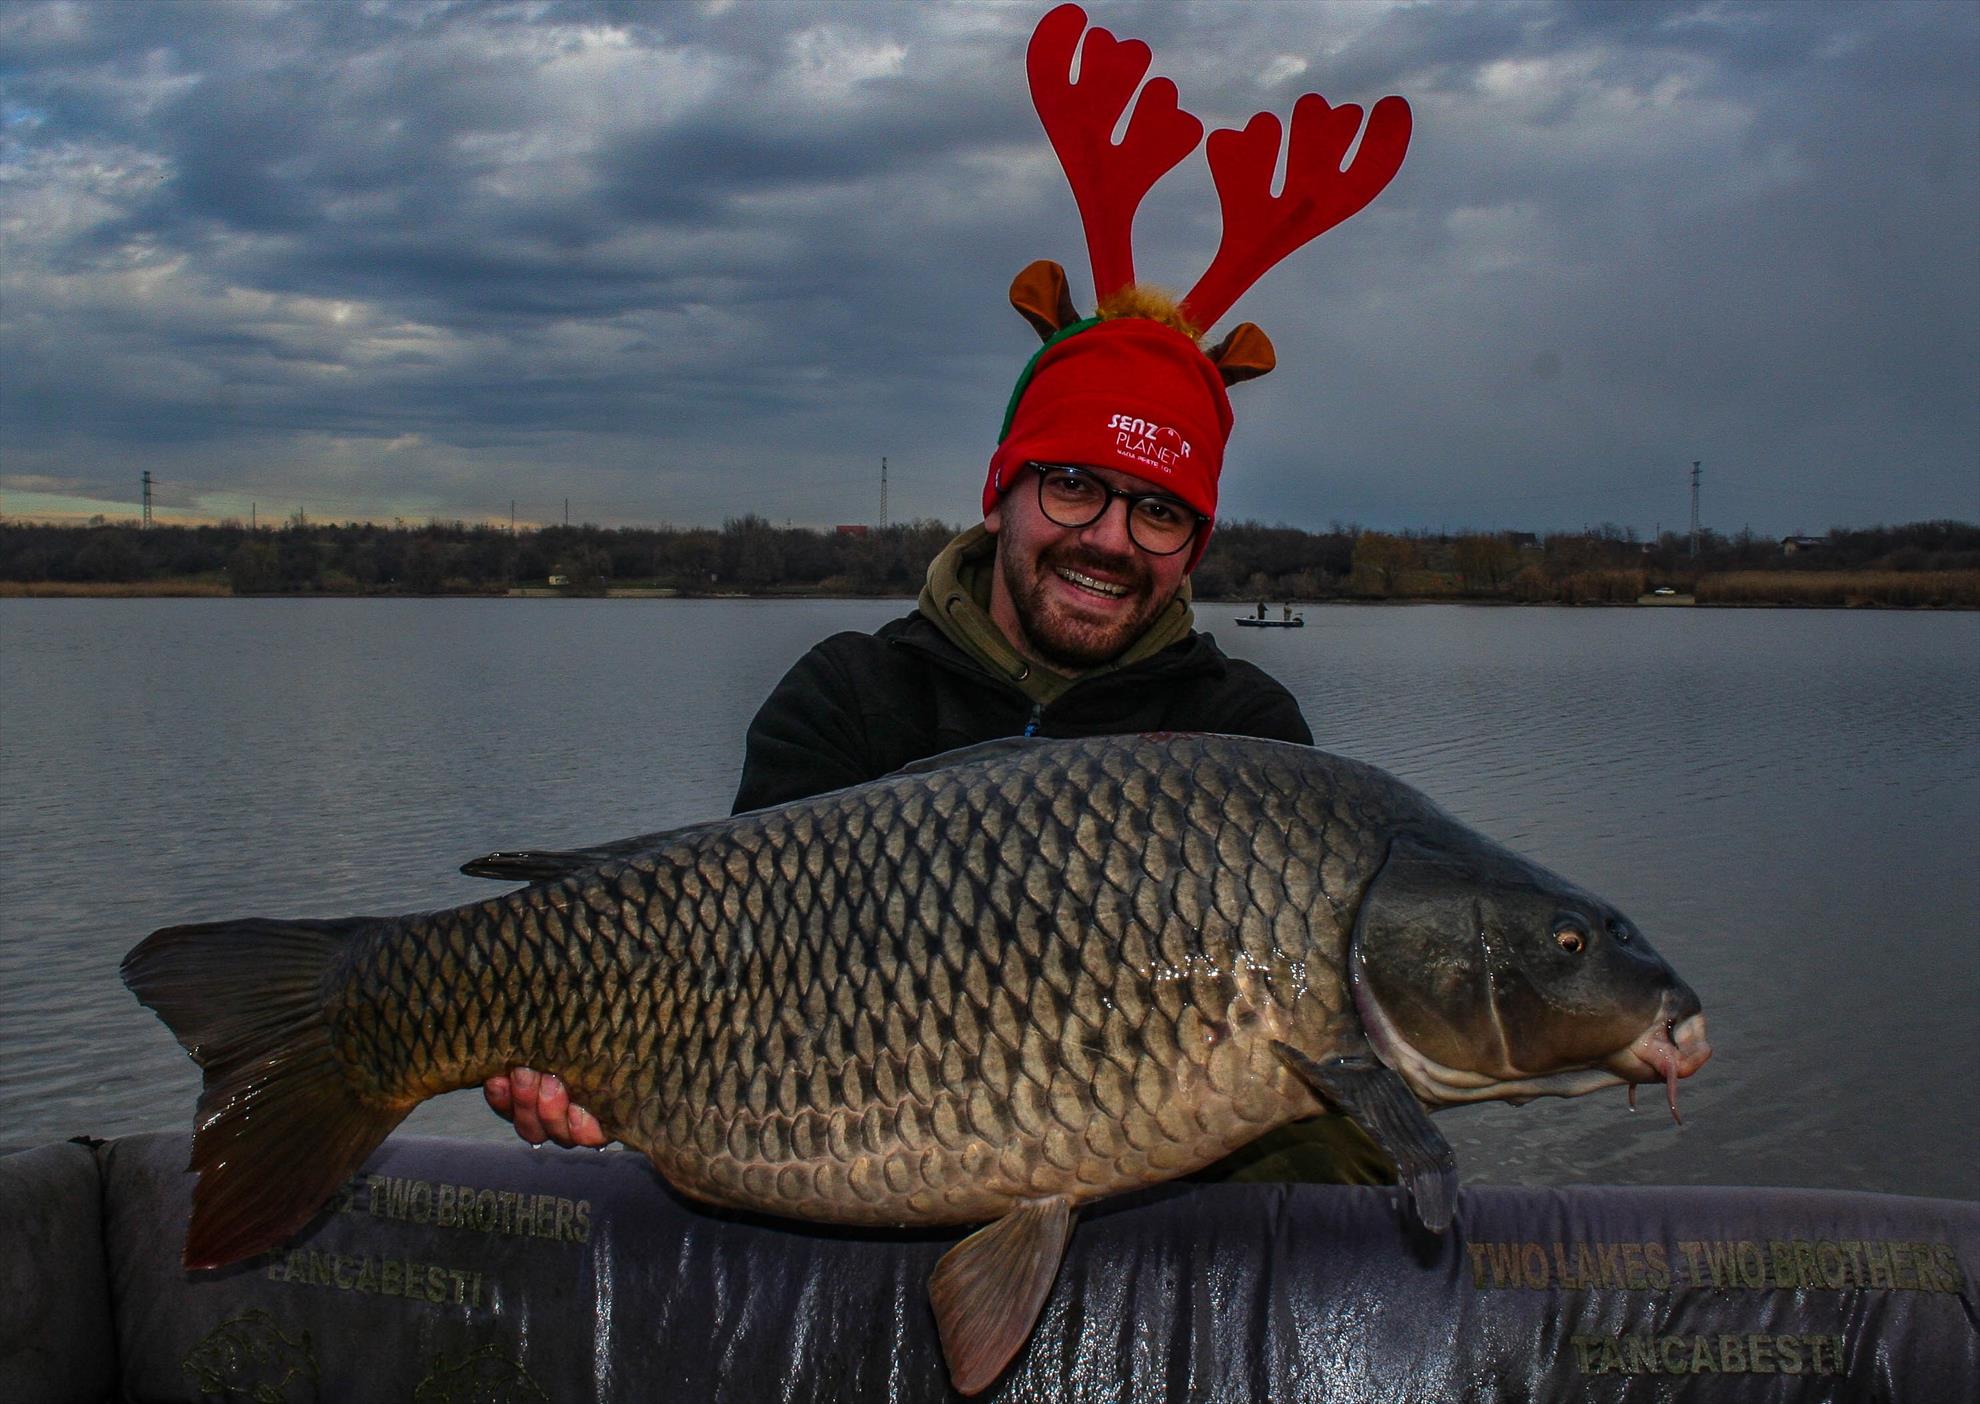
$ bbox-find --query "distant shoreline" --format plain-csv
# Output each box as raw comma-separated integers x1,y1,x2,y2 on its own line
3,581,1974,610
8,519,1974,607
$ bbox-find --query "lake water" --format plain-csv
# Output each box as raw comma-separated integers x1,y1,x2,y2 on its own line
2,599,1975,1200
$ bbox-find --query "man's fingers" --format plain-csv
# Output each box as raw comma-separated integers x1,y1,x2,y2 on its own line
508,1065,547,1144
535,1072,574,1145
486,1065,609,1149
567,1103,609,1149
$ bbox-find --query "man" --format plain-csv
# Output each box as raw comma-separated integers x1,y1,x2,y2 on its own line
486,1,1421,1171
486,307,1390,1184
730,314,1311,815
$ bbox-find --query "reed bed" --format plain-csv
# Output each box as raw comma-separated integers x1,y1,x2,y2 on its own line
1561,569,1647,604
1510,567,1645,604
1696,570,1980,608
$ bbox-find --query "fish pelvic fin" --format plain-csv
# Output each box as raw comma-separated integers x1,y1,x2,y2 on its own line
122,916,411,1270
1273,1041,1459,1233
928,1194,1074,1396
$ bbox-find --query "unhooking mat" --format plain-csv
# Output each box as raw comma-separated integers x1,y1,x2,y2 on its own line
3,1131,1976,1401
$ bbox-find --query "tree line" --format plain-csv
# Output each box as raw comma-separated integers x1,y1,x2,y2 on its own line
2,514,1975,602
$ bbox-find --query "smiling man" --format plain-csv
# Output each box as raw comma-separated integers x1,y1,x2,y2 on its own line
980,315,1224,672
987,458,1198,669
487,0,1414,1188
477,298,1422,1183
485,298,1338,1158
729,308,1313,815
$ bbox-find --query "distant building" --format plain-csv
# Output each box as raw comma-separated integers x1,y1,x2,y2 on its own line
1781,535,1825,555
834,524,871,537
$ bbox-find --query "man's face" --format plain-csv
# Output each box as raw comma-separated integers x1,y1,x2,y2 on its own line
984,463,1195,671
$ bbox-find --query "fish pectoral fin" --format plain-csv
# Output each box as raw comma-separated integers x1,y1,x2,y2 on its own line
927,1194,1074,1396
1272,1042,1458,1233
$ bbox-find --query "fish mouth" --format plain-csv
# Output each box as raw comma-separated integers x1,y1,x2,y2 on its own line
1612,1008,1712,1124
1352,952,1712,1113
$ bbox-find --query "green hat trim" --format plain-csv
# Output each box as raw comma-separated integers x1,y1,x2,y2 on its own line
996,316,1101,443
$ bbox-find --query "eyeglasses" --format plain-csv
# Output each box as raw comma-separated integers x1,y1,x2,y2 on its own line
1026,463,1204,557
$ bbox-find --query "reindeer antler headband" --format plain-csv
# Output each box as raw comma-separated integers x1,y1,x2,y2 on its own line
1020,1,1411,356
987,4,1412,568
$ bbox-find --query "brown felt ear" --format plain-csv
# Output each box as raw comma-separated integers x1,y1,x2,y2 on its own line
1010,260,1083,342
1206,322,1276,386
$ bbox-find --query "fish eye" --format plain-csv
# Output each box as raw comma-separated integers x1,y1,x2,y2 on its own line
1553,918,1588,955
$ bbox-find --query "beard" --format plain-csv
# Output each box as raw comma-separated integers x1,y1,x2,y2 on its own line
996,531,1173,671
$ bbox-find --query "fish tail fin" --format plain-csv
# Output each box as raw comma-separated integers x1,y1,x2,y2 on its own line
122,916,411,1269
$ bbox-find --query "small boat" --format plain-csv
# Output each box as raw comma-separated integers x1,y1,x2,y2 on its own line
1235,602,1305,628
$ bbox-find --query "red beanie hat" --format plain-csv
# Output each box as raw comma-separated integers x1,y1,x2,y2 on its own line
982,5,1413,574
985,317,1233,569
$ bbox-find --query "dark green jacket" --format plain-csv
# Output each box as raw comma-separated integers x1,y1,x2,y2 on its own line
731,609,1312,814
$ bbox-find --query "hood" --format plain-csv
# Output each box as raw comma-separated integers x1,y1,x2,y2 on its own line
915,525,1195,706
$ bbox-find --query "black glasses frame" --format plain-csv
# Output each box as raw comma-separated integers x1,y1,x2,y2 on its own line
1025,462,1203,557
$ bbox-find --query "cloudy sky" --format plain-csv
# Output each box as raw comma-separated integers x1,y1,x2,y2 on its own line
3,0,1975,537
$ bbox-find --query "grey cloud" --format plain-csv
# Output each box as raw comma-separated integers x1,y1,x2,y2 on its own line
1,0,1973,533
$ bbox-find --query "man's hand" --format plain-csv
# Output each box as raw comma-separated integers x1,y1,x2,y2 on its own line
482,1066,611,1148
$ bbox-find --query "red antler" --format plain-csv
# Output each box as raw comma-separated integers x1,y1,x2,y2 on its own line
1178,91,1412,332
1028,3,1202,303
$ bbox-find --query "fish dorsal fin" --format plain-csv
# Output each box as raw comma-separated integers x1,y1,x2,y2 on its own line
928,1194,1074,1396
459,827,692,883
459,849,601,882
887,735,1051,779
1273,1042,1458,1232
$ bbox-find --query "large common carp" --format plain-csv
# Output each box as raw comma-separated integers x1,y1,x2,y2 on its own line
125,734,1710,1394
